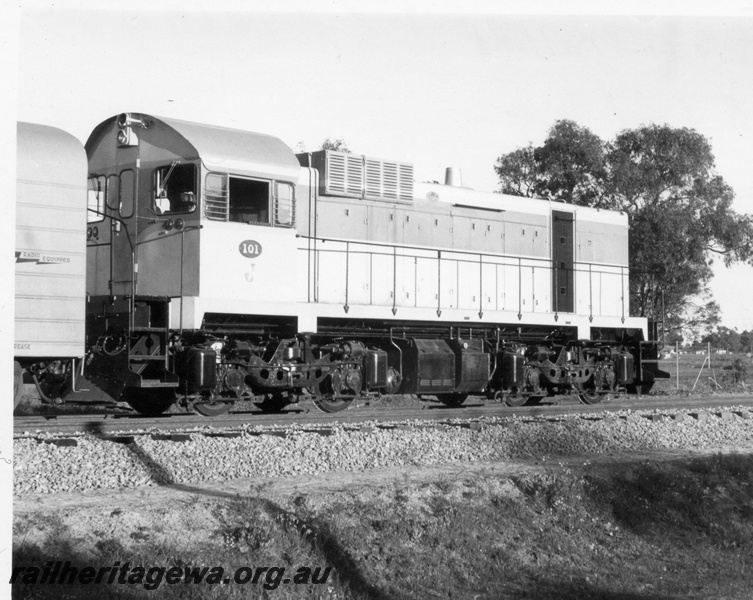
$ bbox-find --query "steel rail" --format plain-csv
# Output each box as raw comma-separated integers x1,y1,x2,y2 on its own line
14,394,753,437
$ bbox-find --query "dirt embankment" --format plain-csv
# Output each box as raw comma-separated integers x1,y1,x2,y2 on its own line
13,448,753,600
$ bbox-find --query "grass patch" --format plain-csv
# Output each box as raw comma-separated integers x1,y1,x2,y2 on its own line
13,454,753,599
654,352,753,395
595,454,753,548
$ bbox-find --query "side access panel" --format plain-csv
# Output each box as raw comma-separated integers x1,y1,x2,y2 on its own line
447,339,490,393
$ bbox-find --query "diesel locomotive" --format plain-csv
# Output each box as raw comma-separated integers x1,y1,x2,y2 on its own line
14,114,667,416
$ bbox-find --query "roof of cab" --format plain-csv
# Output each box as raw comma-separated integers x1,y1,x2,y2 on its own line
88,113,301,182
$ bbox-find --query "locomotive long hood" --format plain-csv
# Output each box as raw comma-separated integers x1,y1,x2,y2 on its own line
413,181,629,227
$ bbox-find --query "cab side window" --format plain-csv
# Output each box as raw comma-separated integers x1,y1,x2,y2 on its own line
87,175,106,223
229,177,269,224
119,170,135,218
153,163,197,215
203,172,294,227
274,182,294,226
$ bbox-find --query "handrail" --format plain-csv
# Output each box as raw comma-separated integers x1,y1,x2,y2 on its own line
88,207,136,332
297,233,629,320
295,233,626,271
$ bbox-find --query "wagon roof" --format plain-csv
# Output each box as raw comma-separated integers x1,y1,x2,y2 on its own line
17,122,87,186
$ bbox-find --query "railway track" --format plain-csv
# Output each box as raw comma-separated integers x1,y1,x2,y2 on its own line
14,394,753,437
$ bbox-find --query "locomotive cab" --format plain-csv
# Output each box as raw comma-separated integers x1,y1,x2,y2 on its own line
84,113,304,414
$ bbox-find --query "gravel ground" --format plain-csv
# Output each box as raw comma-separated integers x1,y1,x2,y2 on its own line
13,407,753,495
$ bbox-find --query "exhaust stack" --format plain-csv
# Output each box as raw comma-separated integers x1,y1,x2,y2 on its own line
444,167,463,187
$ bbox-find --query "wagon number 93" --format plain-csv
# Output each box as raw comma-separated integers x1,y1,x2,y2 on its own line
239,240,262,258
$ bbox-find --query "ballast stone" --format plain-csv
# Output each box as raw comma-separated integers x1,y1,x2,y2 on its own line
13,410,753,496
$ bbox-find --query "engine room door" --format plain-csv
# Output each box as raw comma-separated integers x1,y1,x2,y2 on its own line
552,210,574,313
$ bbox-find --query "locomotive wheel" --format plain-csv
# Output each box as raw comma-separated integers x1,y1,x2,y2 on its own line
310,367,357,413
504,394,528,407
436,393,468,407
384,367,403,395
122,388,176,416
312,396,351,413
193,399,233,417
579,389,604,405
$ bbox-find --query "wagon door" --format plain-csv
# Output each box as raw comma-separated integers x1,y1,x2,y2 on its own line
552,210,574,313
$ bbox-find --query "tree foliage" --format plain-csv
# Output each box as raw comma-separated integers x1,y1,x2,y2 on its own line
702,326,742,353
534,120,608,206
497,144,538,198
496,121,607,205
320,138,352,153
495,120,753,333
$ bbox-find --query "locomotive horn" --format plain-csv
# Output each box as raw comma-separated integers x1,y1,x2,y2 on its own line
116,113,147,128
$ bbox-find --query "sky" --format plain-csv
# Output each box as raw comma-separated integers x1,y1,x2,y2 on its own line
8,1,753,331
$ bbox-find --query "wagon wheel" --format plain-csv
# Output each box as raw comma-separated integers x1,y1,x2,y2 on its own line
122,388,176,416
31,362,67,404
14,362,24,411
436,393,468,407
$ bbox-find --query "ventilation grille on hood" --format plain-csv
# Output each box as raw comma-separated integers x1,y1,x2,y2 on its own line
298,150,414,203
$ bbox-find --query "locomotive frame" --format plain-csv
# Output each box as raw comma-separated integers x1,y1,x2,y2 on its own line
14,113,668,415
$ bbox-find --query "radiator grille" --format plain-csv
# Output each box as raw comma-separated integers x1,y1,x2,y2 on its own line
325,152,365,197
301,150,414,203
398,163,414,202
365,157,412,201
346,155,364,196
